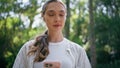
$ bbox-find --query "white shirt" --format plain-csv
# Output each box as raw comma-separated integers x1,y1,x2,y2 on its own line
34,38,73,68
13,38,91,68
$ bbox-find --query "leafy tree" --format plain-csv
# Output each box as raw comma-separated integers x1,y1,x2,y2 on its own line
0,0,46,67
94,0,120,65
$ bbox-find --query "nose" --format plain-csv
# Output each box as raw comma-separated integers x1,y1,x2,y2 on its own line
55,15,60,22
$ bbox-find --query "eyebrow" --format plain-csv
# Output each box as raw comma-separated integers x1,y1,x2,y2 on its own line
59,9,65,12
47,10,65,13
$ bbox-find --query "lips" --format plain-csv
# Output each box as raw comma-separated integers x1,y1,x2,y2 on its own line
53,24,62,27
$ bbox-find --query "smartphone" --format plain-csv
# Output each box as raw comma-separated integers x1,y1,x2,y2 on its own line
44,61,61,68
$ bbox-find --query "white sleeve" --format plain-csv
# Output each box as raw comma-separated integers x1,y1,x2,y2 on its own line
76,48,91,68
13,43,28,68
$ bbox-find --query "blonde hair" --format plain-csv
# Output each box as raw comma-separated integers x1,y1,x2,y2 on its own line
28,31,49,62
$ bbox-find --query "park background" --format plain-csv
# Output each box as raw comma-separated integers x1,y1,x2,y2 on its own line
0,0,120,68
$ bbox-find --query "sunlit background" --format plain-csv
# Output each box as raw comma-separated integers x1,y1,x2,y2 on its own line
0,0,120,68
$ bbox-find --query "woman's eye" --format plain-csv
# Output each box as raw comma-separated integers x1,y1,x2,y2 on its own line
48,14,54,16
60,14,65,17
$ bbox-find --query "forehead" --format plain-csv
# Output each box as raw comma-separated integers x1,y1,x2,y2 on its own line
46,2,66,12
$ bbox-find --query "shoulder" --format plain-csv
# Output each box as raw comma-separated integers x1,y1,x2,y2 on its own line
20,39,35,52
23,40,35,47
65,38,87,59
65,38,86,54
65,38,83,50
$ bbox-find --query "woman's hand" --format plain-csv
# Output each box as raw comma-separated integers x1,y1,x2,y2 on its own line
44,61,61,68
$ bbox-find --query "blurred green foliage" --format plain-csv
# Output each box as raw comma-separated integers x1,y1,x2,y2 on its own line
0,0,120,68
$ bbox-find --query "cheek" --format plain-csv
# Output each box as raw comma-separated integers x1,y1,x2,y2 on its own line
44,15,52,21
43,16,49,23
43,17,52,26
63,17,66,23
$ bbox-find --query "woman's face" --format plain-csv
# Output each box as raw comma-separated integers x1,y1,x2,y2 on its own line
43,2,66,32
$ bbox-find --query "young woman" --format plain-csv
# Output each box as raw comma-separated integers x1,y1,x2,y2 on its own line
13,0,91,68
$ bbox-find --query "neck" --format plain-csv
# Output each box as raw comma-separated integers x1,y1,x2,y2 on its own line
48,31,63,42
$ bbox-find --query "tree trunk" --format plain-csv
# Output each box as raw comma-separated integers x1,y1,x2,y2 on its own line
64,0,70,38
88,0,97,68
